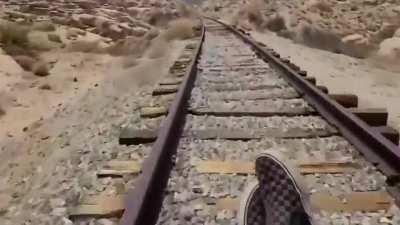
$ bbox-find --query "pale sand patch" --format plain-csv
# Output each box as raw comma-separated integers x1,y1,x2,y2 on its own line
251,31,400,136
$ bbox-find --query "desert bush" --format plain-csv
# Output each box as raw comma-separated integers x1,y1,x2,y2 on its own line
67,40,101,53
13,55,36,71
147,38,168,58
246,0,264,27
0,106,5,117
298,24,342,53
105,37,150,56
39,83,52,90
0,21,30,55
33,21,56,32
265,14,286,32
164,18,195,41
48,33,62,43
32,61,49,76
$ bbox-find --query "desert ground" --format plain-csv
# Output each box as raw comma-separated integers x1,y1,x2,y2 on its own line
1,0,400,224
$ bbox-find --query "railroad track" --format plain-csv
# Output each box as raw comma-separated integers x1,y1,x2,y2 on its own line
69,18,400,225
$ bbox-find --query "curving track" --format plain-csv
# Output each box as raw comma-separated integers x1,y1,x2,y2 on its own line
117,19,400,225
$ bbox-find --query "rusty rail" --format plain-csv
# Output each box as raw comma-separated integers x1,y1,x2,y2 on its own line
119,22,206,225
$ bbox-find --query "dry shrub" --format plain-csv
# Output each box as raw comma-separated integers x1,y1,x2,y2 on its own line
32,61,49,76
298,24,342,53
33,21,56,32
105,37,150,56
164,18,195,41
265,14,286,32
28,32,56,51
39,83,52,90
146,38,168,59
48,33,62,43
0,21,30,56
176,1,197,18
246,0,264,27
0,105,5,117
13,55,36,71
67,40,101,53
145,28,160,41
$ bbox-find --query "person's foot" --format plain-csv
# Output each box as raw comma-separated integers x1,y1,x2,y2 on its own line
239,152,315,225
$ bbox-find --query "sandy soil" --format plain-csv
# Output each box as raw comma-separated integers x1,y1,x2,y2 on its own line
0,36,189,224
251,31,400,136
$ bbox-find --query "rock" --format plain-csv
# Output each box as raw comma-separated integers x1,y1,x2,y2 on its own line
127,7,141,17
77,14,96,27
74,0,99,9
51,207,67,216
363,0,378,5
393,6,400,14
374,23,398,42
48,33,62,43
32,61,50,76
131,27,147,37
102,24,124,40
377,37,400,61
394,28,400,38
50,198,66,208
307,0,332,12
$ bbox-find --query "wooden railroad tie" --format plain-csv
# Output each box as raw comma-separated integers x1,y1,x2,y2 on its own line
304,77,316,85
195,160,359,175
349,108,388,126
69,192,393,218
140,106,168,118
97,161,141,177
152,84,180,96
119,127,157,145
329,94,358,108
69,195,125,218
216,191,393,213
373,126,400,145
317,86,329,94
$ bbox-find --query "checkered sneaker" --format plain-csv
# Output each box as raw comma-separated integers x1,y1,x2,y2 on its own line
239,181,266,225
255,153,312,225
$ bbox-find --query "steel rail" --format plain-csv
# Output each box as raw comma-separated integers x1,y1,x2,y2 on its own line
207,18,400,185
119,21,206,225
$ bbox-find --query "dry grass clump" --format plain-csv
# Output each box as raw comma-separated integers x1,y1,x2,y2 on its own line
164,18,195,41
265,14,286,32
39,83,52,90
146,38,168,59
32,61,49,76
67,40,102,53
33,21,56,32
48,33,62,43
13,55,36,71
298,24,342,53
105,37,150,56
0,106,5,117
246,0,264,27
0,21,31,56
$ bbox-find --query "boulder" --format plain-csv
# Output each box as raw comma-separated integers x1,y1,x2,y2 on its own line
394,28,400,38
78,14,96,27
307,0,332,13
73,0,99,9
377,37,400,61
341,34,374,58
127,7,141,18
